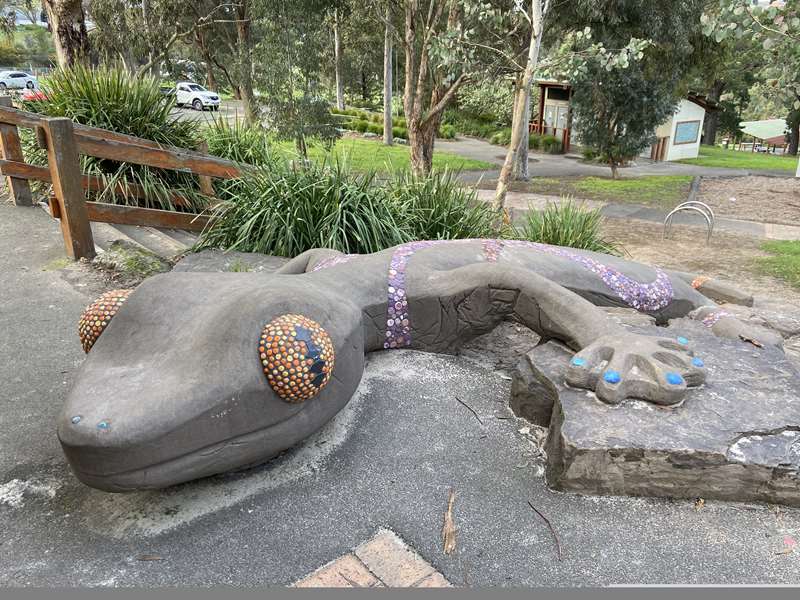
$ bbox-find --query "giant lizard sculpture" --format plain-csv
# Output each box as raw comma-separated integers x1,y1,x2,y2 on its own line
59,239,780,491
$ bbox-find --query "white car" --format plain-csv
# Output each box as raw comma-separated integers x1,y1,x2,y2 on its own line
175,82,220,111
0,71,37,91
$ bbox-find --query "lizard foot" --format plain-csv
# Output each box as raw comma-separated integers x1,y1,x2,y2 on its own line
565,332,706,406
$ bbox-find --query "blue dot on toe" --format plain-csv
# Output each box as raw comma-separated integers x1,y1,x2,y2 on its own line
71,415,81,424
603,370,621,384
97,420,109,430
666,372,684,385
692,357,704,368
571,357,587,367
677,336,689,345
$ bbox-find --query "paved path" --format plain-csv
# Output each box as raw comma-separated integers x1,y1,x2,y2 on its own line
473,189,800,241
3,201,800,586
445,136,795,181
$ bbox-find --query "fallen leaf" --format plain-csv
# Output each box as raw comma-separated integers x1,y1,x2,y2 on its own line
136,554,164,561
442,488,457,555
694,498,705,511
739,334,764,348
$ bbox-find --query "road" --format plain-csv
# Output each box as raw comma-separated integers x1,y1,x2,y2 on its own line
171,99,245,125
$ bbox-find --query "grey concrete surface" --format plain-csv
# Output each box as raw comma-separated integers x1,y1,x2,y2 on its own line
445,136,795,179
3,202,800,586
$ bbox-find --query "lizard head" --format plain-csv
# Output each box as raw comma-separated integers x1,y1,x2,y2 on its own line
58,272,364,492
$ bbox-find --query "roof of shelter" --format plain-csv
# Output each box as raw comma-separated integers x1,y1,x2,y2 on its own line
740,118,788,142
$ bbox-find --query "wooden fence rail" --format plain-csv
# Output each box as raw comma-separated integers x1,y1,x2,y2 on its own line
0,98,243,259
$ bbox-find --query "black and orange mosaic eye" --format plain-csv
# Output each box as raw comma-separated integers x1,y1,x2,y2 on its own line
259,314,335,403
78,289,132,353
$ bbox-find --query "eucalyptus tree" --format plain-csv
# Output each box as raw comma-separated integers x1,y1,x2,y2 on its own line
702,0,800,162
43,0,90,66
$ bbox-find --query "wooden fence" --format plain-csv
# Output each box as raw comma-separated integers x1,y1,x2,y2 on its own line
0,97,243,260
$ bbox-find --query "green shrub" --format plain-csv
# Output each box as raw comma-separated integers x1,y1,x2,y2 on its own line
529,133,542,150
394,116,407,128
582,147,598,161
390,169,496,240
367,122,383,135
519,200,620,255
197,160,410,257
541,134,562,154
392,126,408,139
351,119,370,133
490,128,512,146
24,65,206,211
438,124,456,139
370,113,382,123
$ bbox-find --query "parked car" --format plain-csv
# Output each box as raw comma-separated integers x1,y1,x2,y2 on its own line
21,88,47,102
0,71,37,90
174,81,220,111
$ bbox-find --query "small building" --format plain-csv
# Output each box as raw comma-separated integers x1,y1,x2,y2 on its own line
531,81,717,161
645,94,716,162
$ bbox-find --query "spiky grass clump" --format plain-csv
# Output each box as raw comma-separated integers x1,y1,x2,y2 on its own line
520,200,621,255
203,117,274,166
197,160,410,257
22,66,207,211
390,169,496,240
36,65,197,146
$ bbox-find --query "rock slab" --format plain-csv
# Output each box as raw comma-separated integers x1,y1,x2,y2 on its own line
513,320,800,506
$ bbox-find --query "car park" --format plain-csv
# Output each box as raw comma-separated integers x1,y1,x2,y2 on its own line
174,81,220,111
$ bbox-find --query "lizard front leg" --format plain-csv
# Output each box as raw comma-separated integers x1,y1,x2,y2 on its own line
417,263,705,406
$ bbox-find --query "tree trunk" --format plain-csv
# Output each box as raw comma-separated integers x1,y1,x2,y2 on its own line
383,8,393,145
402,0,466,176
610,161,619,180
513,76,532,180
334,8,345,110
789,119,799,156
236,0,257,124
702,79,725,145
493,0,548,217
195,30,218,91
42,0,89,68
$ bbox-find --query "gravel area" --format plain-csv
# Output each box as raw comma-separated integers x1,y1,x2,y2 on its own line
602,217,800,307
698,176,800,226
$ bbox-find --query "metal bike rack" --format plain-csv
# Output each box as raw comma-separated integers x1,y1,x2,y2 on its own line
663,200,715,243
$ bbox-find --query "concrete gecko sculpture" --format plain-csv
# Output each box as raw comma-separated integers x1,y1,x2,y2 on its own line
60,239,781,491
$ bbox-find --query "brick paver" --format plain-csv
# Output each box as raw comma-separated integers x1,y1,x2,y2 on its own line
293,528,452,588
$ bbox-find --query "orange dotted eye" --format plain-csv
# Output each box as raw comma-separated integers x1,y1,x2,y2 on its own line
78,289,132,353
259,314,335,403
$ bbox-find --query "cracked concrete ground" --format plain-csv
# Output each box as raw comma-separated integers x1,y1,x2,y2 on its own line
3,202,800,586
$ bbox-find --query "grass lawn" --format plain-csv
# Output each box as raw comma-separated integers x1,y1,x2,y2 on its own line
758,241,800,288
490,175,693,209
276,138,494,173
678,145,798,172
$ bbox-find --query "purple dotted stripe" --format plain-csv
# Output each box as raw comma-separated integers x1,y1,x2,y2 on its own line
311,254,358,272
500,240,673,312
701,309,733,327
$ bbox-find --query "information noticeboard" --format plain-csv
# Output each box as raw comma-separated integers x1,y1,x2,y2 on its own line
674,120,701,145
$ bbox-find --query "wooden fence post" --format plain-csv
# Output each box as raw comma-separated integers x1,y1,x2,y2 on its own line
196,140,215,197
43,117,95,260
0,96,32,206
